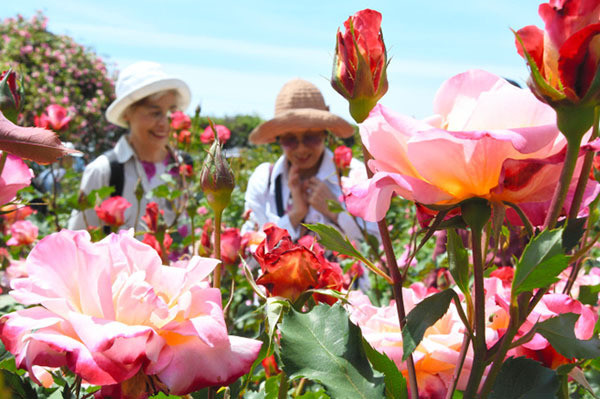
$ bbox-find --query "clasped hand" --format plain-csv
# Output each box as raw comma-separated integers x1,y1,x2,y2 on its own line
287,165,338,227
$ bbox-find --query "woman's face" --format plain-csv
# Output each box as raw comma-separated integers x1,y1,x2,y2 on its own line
279,130,326,171
125,92,178,149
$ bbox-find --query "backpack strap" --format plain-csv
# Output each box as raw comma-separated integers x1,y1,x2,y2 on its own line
103,150,124,197
266,163,285,217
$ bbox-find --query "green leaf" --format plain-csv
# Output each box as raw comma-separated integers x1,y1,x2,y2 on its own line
149,184,170,199
362,338,407,399
1,369,38,399
488,357,559,399
512,229,569,297
402,289,454,361
266,298,289,346
264,374,282,399
446,229,470,295
326,200,344,214
279,303,384,398
578,285,600,306
297,391,330,399
562,217,586,252
304,223,365,261
537,313,600,359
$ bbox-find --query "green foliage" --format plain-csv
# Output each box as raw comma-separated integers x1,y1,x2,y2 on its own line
488,357,559,399
0,12,120,157
362,339,407,399
537,313,600,359
446,228,470,295
512,229,569,297
402,289,455,361
279,304,384,398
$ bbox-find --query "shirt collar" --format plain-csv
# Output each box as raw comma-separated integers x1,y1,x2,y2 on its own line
272,148,338,185
113,135,136,163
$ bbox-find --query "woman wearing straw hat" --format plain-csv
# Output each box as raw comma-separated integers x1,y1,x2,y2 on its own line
68,61,191,231
242,78,376,242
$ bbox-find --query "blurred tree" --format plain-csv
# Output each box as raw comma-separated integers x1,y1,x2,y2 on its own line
0,11,123,158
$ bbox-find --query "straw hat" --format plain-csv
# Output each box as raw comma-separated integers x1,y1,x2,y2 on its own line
249,79,355,144
106,61,191,128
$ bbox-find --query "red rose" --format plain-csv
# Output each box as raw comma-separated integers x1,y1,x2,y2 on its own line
220,227,242,266
254,225,321,301
333,145,353,172
94,196,132,227
142,232,173,258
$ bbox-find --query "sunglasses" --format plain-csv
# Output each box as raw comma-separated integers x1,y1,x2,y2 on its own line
279,132,325,149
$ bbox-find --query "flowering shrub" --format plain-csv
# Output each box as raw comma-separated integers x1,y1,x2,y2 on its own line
0,12,119,156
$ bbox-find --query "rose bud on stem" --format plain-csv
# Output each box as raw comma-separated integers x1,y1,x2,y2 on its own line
200,120,235,289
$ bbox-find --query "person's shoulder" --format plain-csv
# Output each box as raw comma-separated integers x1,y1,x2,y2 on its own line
251,162,273,177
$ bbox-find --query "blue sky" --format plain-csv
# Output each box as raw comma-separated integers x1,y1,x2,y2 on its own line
3,1,542,122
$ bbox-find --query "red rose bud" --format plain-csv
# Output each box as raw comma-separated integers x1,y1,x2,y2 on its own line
142,202,161,232
95,196,132,227
515,1,600,137
170,111,191,131
0,69,23,123
332,9,388,123
262,354,281,378
333,145,353,173
200,140,235,214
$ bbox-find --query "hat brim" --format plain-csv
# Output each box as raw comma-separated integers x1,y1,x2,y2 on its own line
249,109,355,144
105,78,191,128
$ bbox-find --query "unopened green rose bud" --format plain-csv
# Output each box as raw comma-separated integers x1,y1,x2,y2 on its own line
134,178,144,202
200,139,235,214
0,69,23,123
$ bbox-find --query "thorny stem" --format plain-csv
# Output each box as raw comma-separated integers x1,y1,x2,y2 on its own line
568,106,599,220
378,217,419,399
445,332,471,399
463,228,486,398
358,142,419,398
0,151,7,177
479,316,519,397
358,142,418,398
544,136,583,229
213,209,223,288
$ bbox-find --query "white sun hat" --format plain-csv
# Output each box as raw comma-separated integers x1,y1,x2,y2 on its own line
105,61,191,128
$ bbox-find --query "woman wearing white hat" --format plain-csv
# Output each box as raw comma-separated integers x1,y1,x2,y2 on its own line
242,78,377,243
68,61,191,231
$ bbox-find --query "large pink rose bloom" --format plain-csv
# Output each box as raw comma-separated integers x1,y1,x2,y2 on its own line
0,230,261,396
0,152,33,205
346,69,579,222
348,286,497,398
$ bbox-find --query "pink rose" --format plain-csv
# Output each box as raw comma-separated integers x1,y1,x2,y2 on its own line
95,196,132,227
333,145,353,172
201,125,231,145
6,220,38,246
0,230,262,395
347,287,491,397
0,152,32,205
36,104,71,131
170,111,191,131
345,69,597,223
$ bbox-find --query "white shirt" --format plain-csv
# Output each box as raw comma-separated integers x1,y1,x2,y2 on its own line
242,148,378,242
67,135,177,231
